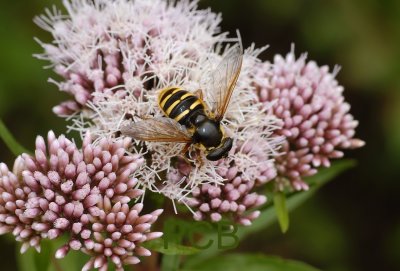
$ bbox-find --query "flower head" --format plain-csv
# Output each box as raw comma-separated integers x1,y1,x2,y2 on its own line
0,131,163,269
255,49,365,190
0,157,42,253
63,200,163,271
170,133,279,225
35,0,227,117
21,131,144,239
35,0,282,206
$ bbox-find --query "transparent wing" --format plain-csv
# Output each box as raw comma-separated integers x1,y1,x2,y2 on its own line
201,44,243,121
120,117,192,143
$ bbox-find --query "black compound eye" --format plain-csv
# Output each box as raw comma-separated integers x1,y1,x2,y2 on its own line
206,137,233,161
194,114,207,125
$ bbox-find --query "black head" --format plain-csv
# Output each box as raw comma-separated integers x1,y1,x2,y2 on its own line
193,116,222,148
206,137,233,161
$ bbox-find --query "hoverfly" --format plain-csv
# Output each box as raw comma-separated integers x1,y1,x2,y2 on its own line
121,44,243,161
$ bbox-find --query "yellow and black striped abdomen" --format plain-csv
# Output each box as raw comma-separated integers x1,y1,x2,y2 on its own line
158,87,205,125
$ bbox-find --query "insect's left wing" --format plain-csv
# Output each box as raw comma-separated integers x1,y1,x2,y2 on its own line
202,44,243,121
120,117,192,143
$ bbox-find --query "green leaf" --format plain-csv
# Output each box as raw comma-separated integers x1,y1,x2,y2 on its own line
274,192,289,233
50,235,90,271
184,160,355,268
302,160,356,187
238,159,356,239
16,242,61,271
0,118,30,156
16,236,90,271
160,217,197,271
16,246,37,271
161,255,181,271
144,238,200,255
56,251,89,271
33,240,52,271
16,244,53,271
181,254,320,271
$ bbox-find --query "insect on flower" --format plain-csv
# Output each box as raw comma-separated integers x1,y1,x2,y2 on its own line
121,44,243,161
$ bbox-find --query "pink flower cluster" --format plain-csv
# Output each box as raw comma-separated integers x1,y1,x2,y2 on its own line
0,1,366,270
171,136,278,226
35,0,225,117
31,0,364,231
0,131,163,270
254,51,364,190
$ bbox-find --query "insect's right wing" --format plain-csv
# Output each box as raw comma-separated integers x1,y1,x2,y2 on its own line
201,44,243,121
120,117,192,143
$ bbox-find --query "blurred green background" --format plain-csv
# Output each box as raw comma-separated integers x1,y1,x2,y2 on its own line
0,0,399,270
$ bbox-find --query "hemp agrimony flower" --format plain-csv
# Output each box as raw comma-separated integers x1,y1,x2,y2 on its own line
34,0,282,206
0,157,42,253
171,134,278,225
254,50,365,190
34,0,227,117
0,131,163,270
0,0,366,271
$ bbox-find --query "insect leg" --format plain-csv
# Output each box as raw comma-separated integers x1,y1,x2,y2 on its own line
195,149,204,168
181,142,191,156
125,113,153,120
178,143,192,164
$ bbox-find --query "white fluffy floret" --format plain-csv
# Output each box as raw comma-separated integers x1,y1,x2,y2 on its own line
35,0,282,205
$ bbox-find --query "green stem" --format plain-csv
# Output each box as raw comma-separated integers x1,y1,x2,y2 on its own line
51,257,64,271
0,118,30,156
